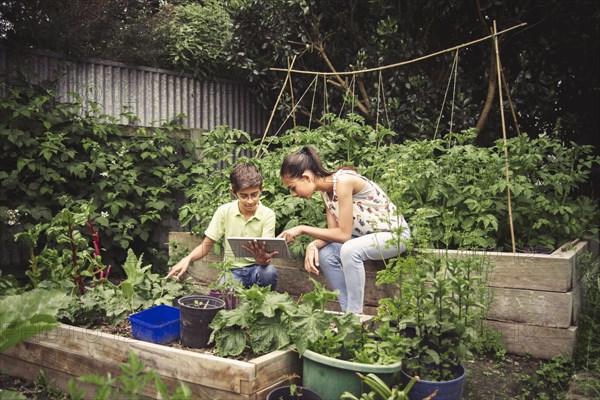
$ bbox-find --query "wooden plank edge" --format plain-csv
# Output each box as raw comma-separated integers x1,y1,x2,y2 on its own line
488,288,572,328
0,348,253,400
485,320,576,359
24,324,262,392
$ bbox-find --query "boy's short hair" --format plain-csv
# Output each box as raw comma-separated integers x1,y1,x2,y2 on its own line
230,163,263,192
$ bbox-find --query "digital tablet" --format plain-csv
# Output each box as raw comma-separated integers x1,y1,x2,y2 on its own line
227,237,291,259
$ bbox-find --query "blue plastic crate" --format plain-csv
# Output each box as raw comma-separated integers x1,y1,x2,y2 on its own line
128,304,180,344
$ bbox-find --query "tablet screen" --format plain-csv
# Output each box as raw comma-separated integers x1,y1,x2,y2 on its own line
227,237,292,259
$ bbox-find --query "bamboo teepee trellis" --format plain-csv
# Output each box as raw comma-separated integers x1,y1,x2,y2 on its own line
264,21,527,252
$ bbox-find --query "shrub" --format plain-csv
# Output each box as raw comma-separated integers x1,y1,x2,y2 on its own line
0,76,200,269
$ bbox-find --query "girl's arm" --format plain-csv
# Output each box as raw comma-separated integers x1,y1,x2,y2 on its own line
304,207,338,275
309,206,338,249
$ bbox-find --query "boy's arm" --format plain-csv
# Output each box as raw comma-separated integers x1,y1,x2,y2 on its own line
166,236,215,280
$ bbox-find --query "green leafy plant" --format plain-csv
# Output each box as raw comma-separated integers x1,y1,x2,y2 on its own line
208,285,298,357
0,288,67,352
207,260,243,309
67,351,191,400
572,251,600,398
62,249,193,327
11,199,193,326
516,355,574,400
15,200,107,295
209,279,410,365
0,370,67,400
161,0,233,78
340,372,421,400
209,279,365,358
1,76,199,269
386,250,493,382
380,129,600,251
0,270,22,296
281,373,302,398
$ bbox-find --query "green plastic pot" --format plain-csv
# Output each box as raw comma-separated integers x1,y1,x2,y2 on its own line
301,349,403,399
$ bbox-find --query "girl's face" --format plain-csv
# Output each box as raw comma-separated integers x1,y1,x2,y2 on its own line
281,173,315,200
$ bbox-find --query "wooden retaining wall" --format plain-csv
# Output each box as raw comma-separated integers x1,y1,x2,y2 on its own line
169,232,597,359
0,324,301,399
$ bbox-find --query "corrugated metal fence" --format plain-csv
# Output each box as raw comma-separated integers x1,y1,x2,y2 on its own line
0,47,268,136
0,48,270,271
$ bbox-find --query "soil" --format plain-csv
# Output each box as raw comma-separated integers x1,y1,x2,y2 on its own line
463,354,540,399
0,321,562,399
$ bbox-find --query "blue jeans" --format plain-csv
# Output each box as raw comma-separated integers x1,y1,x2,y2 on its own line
219,264,278,290
318,231,409,314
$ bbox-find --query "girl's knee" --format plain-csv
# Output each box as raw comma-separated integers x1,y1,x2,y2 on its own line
340,241,363,262
318,242,341,258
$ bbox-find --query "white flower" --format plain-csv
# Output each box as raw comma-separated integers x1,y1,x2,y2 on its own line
5,209,20,225
100,171,109,177
101,211,109,218
117,145,128,157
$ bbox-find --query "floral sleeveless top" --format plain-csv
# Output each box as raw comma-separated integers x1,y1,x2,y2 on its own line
321,170,405,236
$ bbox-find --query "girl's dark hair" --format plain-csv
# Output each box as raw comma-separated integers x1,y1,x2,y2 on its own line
280,146,333,179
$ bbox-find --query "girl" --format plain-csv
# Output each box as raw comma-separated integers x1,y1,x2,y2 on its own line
278,146,410,313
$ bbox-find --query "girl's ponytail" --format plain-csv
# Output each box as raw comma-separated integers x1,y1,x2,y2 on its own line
280,146,332,178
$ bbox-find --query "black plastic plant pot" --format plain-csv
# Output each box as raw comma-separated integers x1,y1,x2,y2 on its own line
171,296,183,309
266,386,323,400
178,295,225,348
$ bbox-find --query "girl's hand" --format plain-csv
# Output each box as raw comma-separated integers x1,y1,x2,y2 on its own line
304,241,320,275
278,226,304,243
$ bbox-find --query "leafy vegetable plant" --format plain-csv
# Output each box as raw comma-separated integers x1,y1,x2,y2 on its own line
0,288,67,352
209,279,356,357
395,252,493,381
67,351,191,400
209,279,411,365
340,372,421,400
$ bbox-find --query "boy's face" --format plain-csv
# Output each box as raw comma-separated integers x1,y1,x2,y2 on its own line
232,185,262,214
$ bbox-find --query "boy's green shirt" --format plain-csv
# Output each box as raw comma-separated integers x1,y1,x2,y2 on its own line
204,200,276,268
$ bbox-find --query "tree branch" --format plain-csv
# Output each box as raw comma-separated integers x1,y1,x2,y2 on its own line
474,0,497,135
313,41,373,120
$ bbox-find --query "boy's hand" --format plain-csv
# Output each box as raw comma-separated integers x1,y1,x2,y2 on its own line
242,240,279,265
166,258,189,280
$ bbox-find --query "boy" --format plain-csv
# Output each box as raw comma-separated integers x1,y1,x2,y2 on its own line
166,163,278,289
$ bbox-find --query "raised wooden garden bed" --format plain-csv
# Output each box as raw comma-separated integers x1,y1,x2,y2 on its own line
438,240,594,359
0,324,302,399
169,232,597,359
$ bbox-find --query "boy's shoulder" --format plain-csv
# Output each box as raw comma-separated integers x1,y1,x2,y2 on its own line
212,200,237,216
260,204,276,218
216,200,237,211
